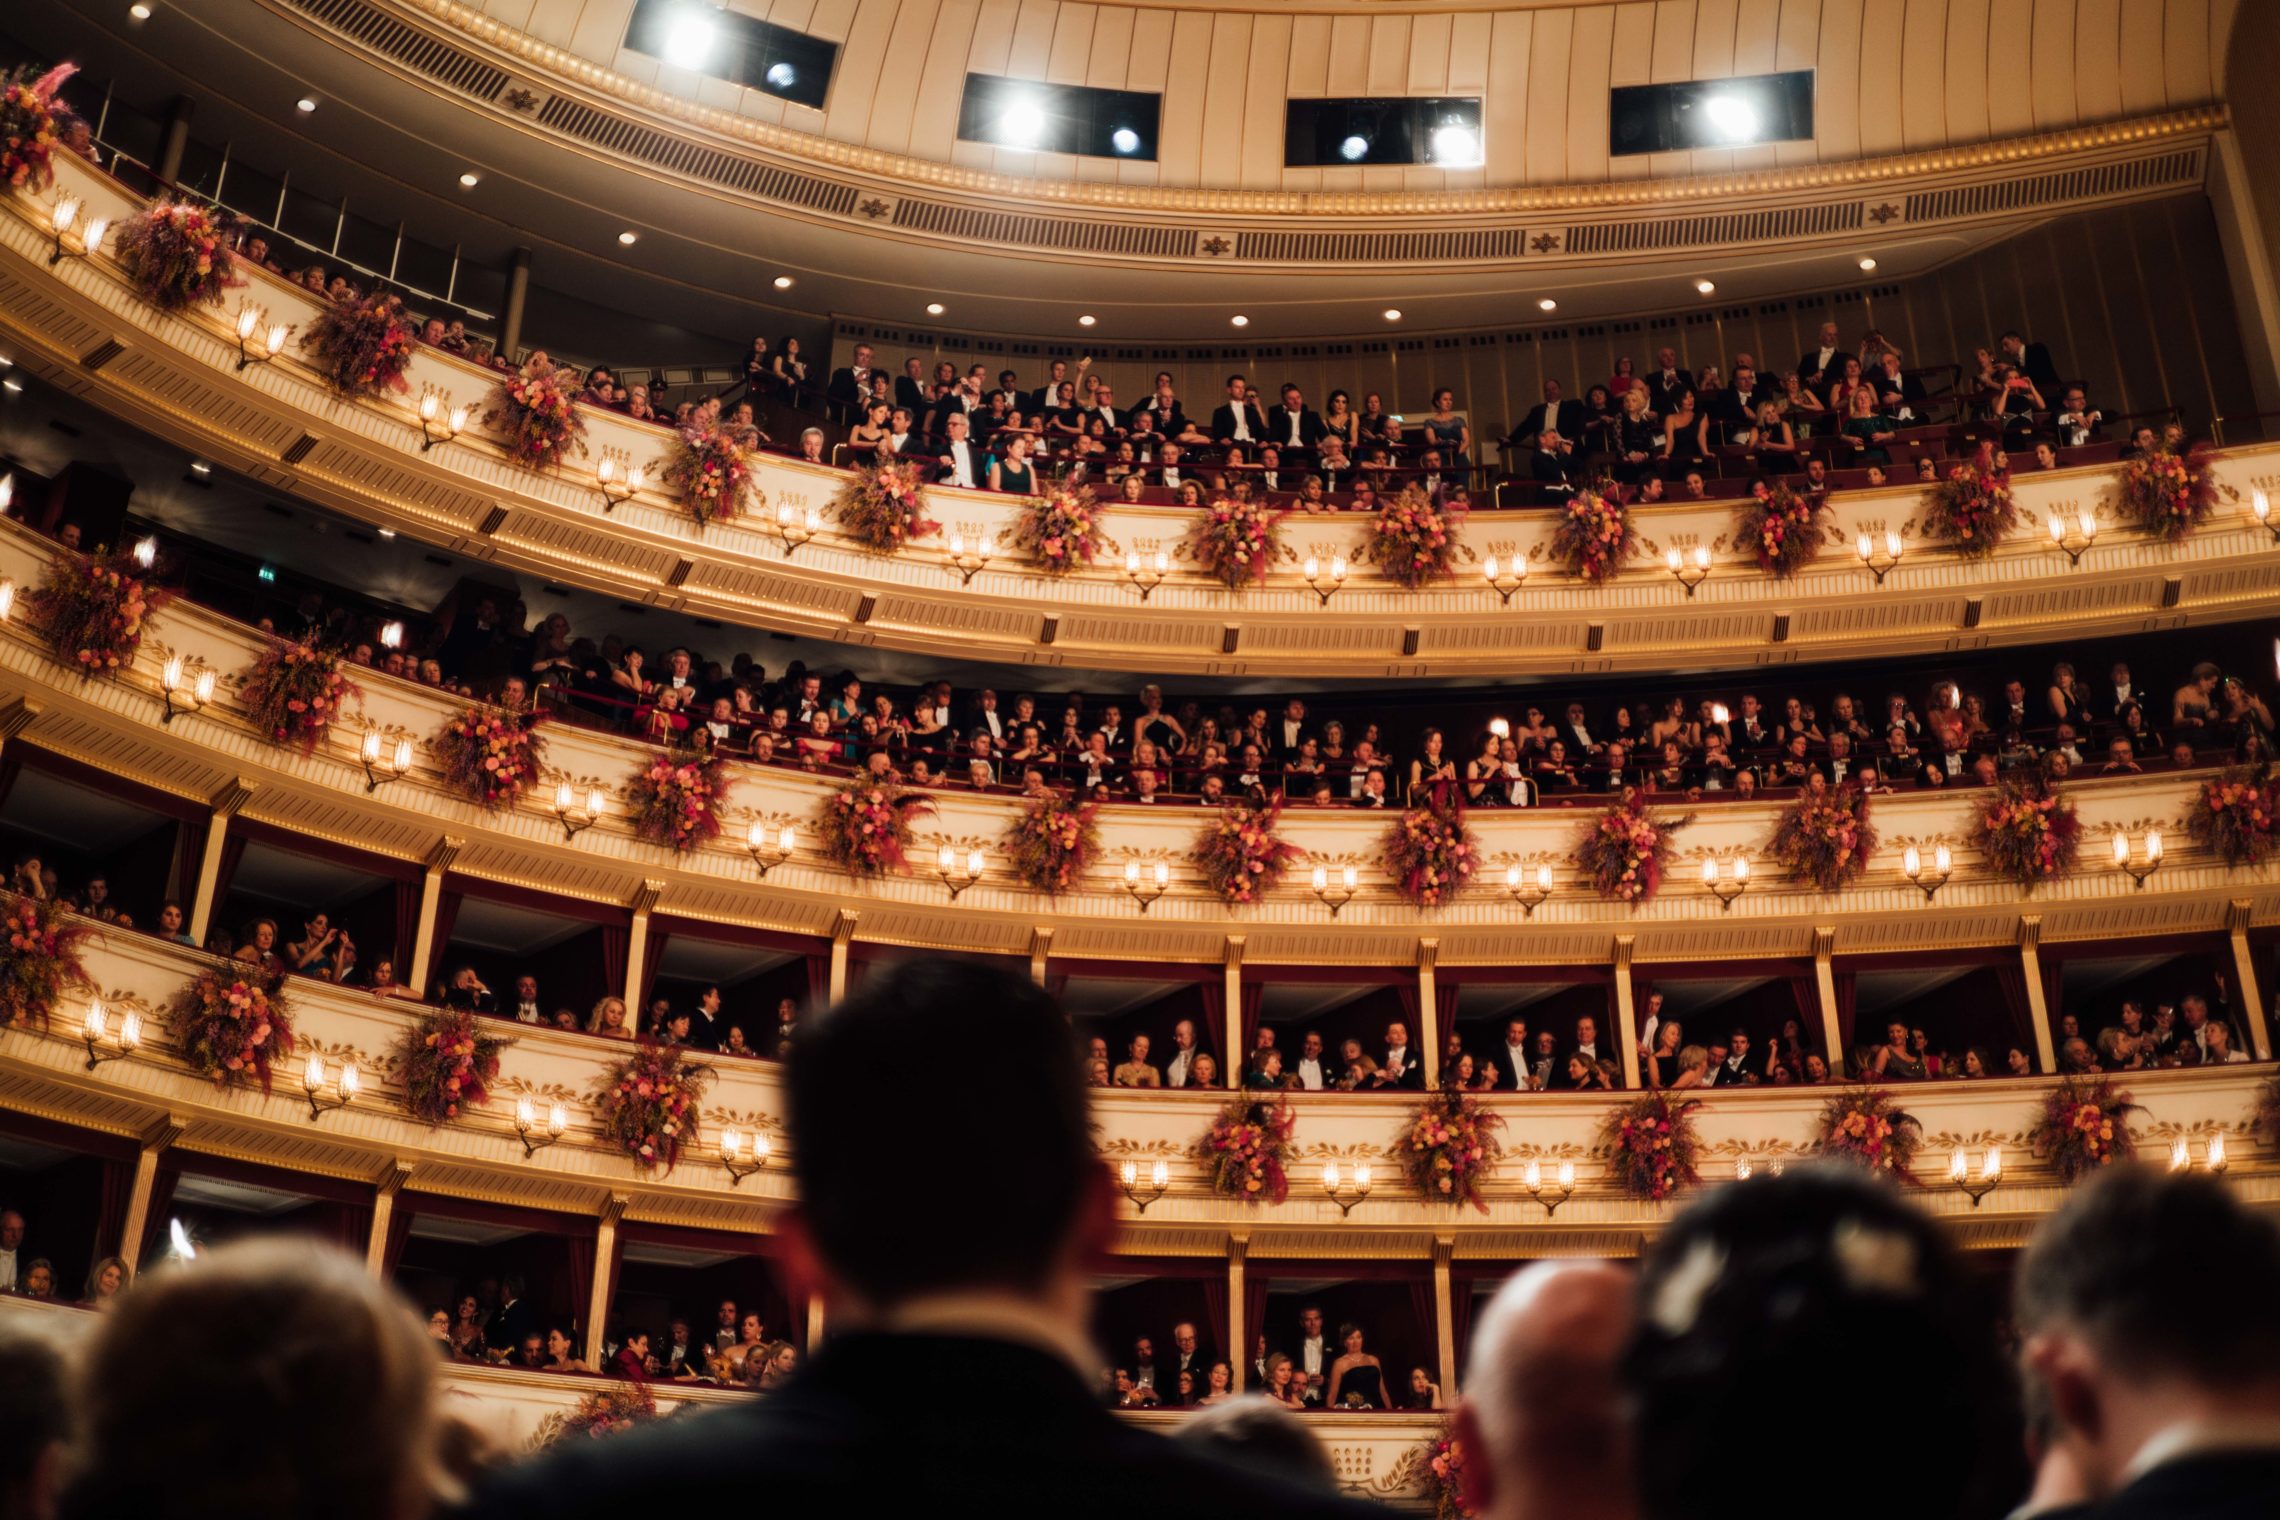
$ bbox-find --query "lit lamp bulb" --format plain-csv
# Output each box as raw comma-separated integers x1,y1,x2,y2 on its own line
1488,717,1510,739
722,1127,745,1161
1484,555,1499,579
1885,530,1902,558
1667,548,1684,572
1523,1158,1541,1190
133,536,157,568
162,654,185,692
393,738,414,772
2076,508,2095,540
966,848,985,878
264,324,288,356
547,1102,568,1137
1124,551,1139,573
82,217,109,252
305,1052,326,1091
1702,857,1720,885
52,196,79,233
420,394,438,421
1949,1149,1967,1183
2111,831,2130,866
1732,857,1749,882
2170,1136,2191,1172
2,580,22,620
2145,829,2163,861
362,731,383,764
516,1095,535,1130
84,1000,108,1042
379,620,404,649
2048,515,2065,543
236,305,260,340
338,1061,361,1097
554,781,574,813
598,458,615,483
938,843,956,872
1153,861,1169,887
1556,1160,1575,1188
585,787,606,816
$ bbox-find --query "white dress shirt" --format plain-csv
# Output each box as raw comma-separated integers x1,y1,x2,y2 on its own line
1283,409,1306,447
947,440,977,488
0,1245,16,1291
513,1001,542,1024
1296,1056,1325,1091
1159,465,1182,488
1230,404,1252,442
1300,1335,1325,1378
1166,1047,1193,1088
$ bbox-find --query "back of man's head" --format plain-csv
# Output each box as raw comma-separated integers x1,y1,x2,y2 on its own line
1458,1262,1633,1520
788,959,1090,1307
1172,1398,1337,1496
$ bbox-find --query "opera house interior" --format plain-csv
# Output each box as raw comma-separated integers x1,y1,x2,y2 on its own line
0,0,2278,1515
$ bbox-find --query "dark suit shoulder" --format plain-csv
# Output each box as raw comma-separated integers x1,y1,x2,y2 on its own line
2096,1449,2280,1520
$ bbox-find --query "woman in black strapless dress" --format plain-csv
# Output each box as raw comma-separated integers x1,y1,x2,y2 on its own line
1326,1323,1387,1409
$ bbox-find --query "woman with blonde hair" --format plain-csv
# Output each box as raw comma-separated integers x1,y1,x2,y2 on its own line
79,1255,130,1309
588,995,633,1039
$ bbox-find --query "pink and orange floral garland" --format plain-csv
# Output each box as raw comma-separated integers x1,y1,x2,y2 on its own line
1767,783,1878,893
1422,1429,1475,1520
2030,1075,2139,1184
1196,1094,1296,1205
433,704,547,811
300,290,415,399
1970,776,2080,892
1003,790,1098,895
2187,763,2278,868
0,891,92,1031
2113,447,2218,542
594,1039,711,1174
660,424,755,527
166,969,293,1094
1737,481,1823,578
2253,1074,2280,1153
1357,484,1462,590
1550,482,1633,584
1384,797,1479,908
626,748,726,854
1923,446,2017,558
394,1007,504,1126
817,775,934,877
1194,795,1303,905
0,63,74,191
1814,1086,1921,1177
484,361,587,471
30,551,162,677
831,460,939,552
535,1382,659,1446
237,638,359,754
113,198,243,311
1599,1091,1702,1202
1011,486,1111,574
1399,1090,1504,1212
1574,790,1689,908
1182,496,1289,590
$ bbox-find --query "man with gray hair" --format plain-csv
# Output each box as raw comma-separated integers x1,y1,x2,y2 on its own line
1450,1263,1635,1520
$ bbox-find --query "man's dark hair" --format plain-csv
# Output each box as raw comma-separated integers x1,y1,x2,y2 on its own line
788,959,1088,1305
2016,1163,2280,1384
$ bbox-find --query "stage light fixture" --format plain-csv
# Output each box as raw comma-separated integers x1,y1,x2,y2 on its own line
1338,134,1370,161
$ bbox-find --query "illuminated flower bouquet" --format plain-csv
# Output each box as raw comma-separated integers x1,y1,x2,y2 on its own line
2030,1075,2140,1184
1767,782,1878,893
484,361,587,471
1737,482,1823,578
1003,790,1098,895
0,891,93,1031
113,198,243,311
595,1039,712,1174
29,551,162,677
1923,447,2016,558
1814,1086,1921,1177
1011,485,1110,575
1384,796,1478,908
1421,1430,1474,1520
661,423,755,527
2113,447,2217,542
534,1382,659,1448
1400,1090,1505,1213
434,704,547,810
0,63,74,191
831,460,939,552
1574,790,1690,908
394,1006,504,1127
1970,777,2081,892
2186,763,2278,868
1196,1094,1296,1205
2253,1074,2280,1152
817,775,934,878
237,638,359,754
1599,1091,1703,1203
1181,495,1288,590
1550,481,1634,584
627,747,727,854
1194,795,1303,905
300,290,415,399
1357,484,1462,590
167,969,293,1094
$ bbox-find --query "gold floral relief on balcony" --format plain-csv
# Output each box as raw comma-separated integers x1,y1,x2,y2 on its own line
1097,1137,1184,1158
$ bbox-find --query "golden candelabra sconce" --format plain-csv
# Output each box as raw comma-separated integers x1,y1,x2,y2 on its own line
81,999,142,1070
596,457,644,512
1523,1158,1575,1217
1856,529,1904,585
47,195,109,266
1482,553,1527,605
552,781,607,841
1119,1157,1169,1213
2111,829,2163,889
233,305,290,370
1124,548,1169,602
1666,544,1711,597
1701,855,1749,910
945,530,994,587
359,730,415,792
514,1096,569,1158
303,1051,360,1123
418,392,467,452
1504,862,1554,918
1301,553,1347,607
1902,843,1952,902
1321,1159,1373,1217
1310,864,1357,918
747,821,797,879
159,653,217,726
720,1127,771,1187
1948,1146,2002,1207
2047,509,2097,567
1122,860,1170,912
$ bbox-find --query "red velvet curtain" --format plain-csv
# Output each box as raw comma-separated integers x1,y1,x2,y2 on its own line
210,830,251,934
427,890,464,997
1199,1275,1228,1360
2041,958,2067,1031
1439,983,1462,1033
1788,974,1822,1063
599,922,630,1008
632,918,668,1010
1406,1280,1436,1382
1832,971,1860,1061
135,1168,182,1266
391,876,422,977
566,1233,595,1335
804,953,830,1006
94,1155,134,1261
380,1200,417,1279
1449,1281,1478,1382
1238,983,1265,1065
1994,962,2037,1062
1197,980,1224,1053
1604,983,1628,1088
1243,1276,1270,1367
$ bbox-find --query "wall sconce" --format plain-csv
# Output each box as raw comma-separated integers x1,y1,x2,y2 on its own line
1118,1158,1169,1214
360,730,415,792
1124,548,1169,602
1122,859,1169,912
378,620,404,650
937,844,986,900
1310,864,1357,918
766,501,820,557
514,1095,568,1158
2252,489,2279,544
47,196,109,266
719,1127,771,1187
2111,829,2163,889
596,458,644,512
945,531,994,586
0,473,12,512
1948,1146,2001,1206
747,821,796,879
1301,553,1346,607
417,393,467,452
1856,529,1904,585
159,655,217,725
133,535,158,569
1321,1160,1373,1217
303,1051,359,1121
2047,509,2096,567
1666,544,1711,597
1482,553,1527,605
233,305,290,370
81,999,142,1070
1902,843,1952,902
1504,863,1553,917
0,580,17,622
552,781,606,840
2168,1133,2229,1175
1523,1158,1575,1217
1701,856,1749,909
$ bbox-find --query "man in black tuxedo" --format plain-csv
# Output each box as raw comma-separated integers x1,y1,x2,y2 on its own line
2017,1166,2280,1520
490,1274,538,1353
1568,1016,1605,1076
1645,346,1693,420
1211,375,1267,447
1495,1018,1532,1092
1797,320,1845,392
1028,357,1072,417
1869,354,1927,424
465,959,1385,1520
935,412,984,489
1372,1021,1424,1089
893,357,928,417
1267,384,1323,455
2000,330,2063,399
1512,381,1586,488
826,342,876,426
1708,1028,1756,1086
685,985,725,1051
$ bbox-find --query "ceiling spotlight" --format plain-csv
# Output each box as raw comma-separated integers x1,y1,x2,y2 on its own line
1338,134,1370,162
295,97,317,113
1230,314,1249,328
1,378,21,394
1382,309,1402,322
129,3,152,18
662,10,717,70
1078,314,1097,327
1857,256,1878,271
458,171,479,188
1429,122,1482,168
773,275,793,289
1110,127,1141,155
764,61,797,89
1694,278,1716,295
997,98,1048,148
925,302,945,316
618,230,638,245
189,460,212,476
1537,297,1558,312
1702,93,1760,142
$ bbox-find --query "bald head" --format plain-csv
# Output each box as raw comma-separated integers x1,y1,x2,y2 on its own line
1454,1262,1635,1520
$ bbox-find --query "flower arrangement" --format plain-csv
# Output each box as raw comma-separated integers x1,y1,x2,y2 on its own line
1814,1086,1921,1176
626,747,726,854
831,460,939,552
237,639,359,755
300,289,415,399
1970,777,2081,892
1767,783,1878,893
1422,1431,1474,1520
1922,446,2017,557
1384,797,1478,908
1003,791,1098,895
1737,482,1823,577
2113,447,2217,542
1399,1090,1505,1213
166,969,293,1094
1194,795,1303,905
1550,482,1634,584
29,551,161,676
594,1039,712,1174
393,1007,504,1126
817,775,935,878
1357,484,1462,590
1011,486,1110,574
1181,495,1289,590
112,198,243,311
2253,1074,2280,1152
0,891,93,1031
1600,1091,1703,1202
533,1382,659,1447
1195,1094,1295,1205
661,424,756,527
1574,791,1690,908
2185,764,2277,868
0,63,74,191
433,704,547,811
2030,1075,2140,1184
483,361,587,471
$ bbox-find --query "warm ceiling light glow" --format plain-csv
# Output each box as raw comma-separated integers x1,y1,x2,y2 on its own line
1230,314,1249,327
1110,127,1141,155
295,96,317,113
1857,256,1877,271
1382,309,1402,321
996,97,1048,148
662,10,717,69
1537,297,1558,311
1338,134,1370,162
773,275,793,289
458,171,479,188
1702,93,1760,142
1430,123,1482,168
1078,314,1096,327
1695,278,1716,295
925,302,945,316
618,230,638,245
129,3,152,17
